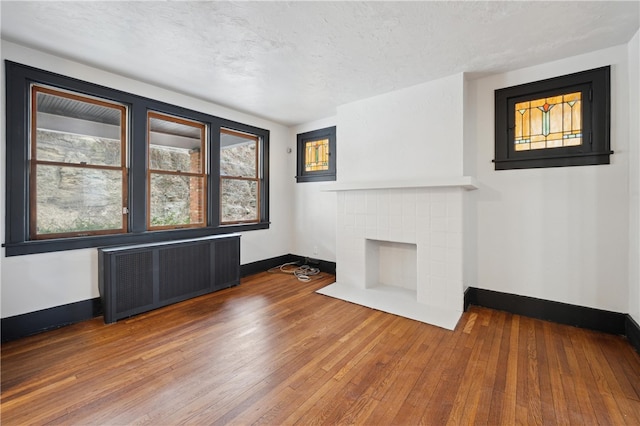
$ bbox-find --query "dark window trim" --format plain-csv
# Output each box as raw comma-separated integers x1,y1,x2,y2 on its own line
147,111,208,231
220,128,261,225
30,85,129,239
4,61,270,256
296,126,336,183
494,66,611,170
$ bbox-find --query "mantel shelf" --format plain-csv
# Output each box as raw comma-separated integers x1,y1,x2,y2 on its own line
320,176,478,192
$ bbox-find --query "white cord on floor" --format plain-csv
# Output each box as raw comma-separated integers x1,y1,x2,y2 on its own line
268,261,321,282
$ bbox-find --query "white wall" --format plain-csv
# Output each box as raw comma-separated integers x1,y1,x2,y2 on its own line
463,76,478,292
336,73,465,183
290,116,337,262
0,41,293,318
629,30,640,323
472,45,631,313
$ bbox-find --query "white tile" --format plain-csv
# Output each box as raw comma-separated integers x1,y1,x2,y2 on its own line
415,224,430,243
388,228,403,242
447,216,462,233
366,191,378,215
446,247,462,266
342,225,355,238
415,189,431,204
389,215,402,230
337,192,345,214
446,263,463,282
430,246,446,262
430,260,446,278
430,190,448,203
354,193,366,214
343,213,355,227
430,231,447,248
365,228,377,240
446,232,462,249
402,230,417,244
416,200,431,218
402,190,416,216
345,193,356,214
389,191,403,216
377,228,389,242
431,202,447,217
431,217,447,232
402,214,416,232
377,190,390,215
366,214,378,230
428,276,447,306
377,214,389,229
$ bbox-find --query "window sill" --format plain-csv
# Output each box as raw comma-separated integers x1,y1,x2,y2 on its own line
3,222,270,256
493,151,613,170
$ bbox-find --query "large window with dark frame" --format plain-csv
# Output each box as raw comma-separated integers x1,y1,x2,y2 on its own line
30,85,128,239
5,61,269,256
220,129,261,224
494,66,611,170
147,112,207,230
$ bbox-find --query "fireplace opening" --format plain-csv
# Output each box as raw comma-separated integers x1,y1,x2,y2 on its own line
365,239,417,294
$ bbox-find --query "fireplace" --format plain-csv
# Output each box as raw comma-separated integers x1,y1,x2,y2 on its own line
318,178,477,330
366,239,417,292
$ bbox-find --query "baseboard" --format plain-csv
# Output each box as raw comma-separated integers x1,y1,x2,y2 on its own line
3,254,336,342
625,315,640,354
289,254,336,275
240,254,295,277
1,297,102,342
240,254,336,277
465,287,626,336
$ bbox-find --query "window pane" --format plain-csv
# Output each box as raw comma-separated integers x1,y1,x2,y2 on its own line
35,90,123,166
150,174,205,227
305,138,330,171
221,131,257,178
149,114,204,173
513,92,582,151
221,178,258,223
35,165,123,235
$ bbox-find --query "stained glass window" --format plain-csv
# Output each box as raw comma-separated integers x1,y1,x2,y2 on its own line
494,66,610,170
305,138,330,172
296,126,336,182
514,92,582,151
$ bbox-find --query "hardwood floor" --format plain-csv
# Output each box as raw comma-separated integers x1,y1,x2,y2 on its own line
2,271,640,425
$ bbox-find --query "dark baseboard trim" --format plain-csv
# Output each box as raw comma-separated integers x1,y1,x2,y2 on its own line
1,297,102,342
625,315,640,354
289,254,336,275
240,254,336,277
3,254,336,342
240,254,295,277
465,287,626,336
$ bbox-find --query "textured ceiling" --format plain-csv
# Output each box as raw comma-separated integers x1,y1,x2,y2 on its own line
2,1,639,126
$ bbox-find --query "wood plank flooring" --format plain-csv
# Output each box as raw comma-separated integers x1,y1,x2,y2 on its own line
2,271,640,425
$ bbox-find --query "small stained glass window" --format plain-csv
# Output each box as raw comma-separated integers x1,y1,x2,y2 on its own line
514,92,582,151
305,138,330,172
296,126,336,182
494,66,611,170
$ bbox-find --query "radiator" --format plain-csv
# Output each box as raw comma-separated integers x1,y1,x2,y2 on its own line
98,234,240,323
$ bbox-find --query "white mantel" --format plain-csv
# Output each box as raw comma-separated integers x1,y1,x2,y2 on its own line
317,178,477,330
320,176,478,192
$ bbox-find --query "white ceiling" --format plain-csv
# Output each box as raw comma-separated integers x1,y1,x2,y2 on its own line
2,1,639,127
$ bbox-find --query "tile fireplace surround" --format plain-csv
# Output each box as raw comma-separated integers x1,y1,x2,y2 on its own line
318,177,478,330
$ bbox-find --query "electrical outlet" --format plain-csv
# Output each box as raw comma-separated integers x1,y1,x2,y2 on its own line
313,245,318,255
